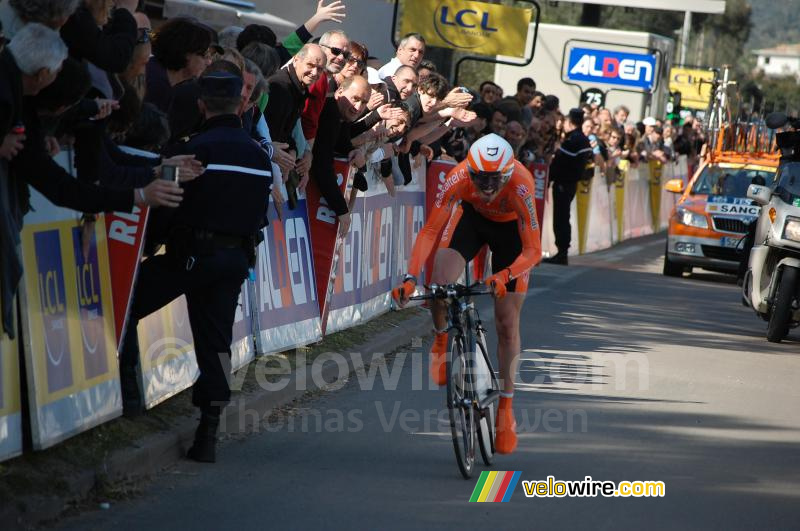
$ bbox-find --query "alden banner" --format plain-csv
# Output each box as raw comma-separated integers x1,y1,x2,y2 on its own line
400,0,531,58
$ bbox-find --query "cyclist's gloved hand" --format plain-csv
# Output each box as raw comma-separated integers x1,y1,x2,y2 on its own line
392,275,417,307
485,269,510,299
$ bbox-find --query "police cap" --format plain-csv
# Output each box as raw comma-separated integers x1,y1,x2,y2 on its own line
198,71,243,99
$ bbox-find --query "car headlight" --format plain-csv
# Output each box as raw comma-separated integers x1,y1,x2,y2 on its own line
783,217,800,242
676,207,708,229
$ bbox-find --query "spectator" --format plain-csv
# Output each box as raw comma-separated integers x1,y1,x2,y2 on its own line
0,0,78,38
219,25,243,49
310,75,371,235
301,29,349,143
120,13,153,100
386,65,418,103
145,18,213,113
377,32,425,79
489,108,508,137
479,81,501,105
265,44,325,160
417,59,436,80
241,42,281,81
60,0,137,73
543,94,560,113
638,125,671,163
501,77,535,127
583,118,606,171
642,116,657,136
545,108,592,265
123,102,170,152
529,90,545,117
505,120,527,157
613,104,629,132
0,23,183,336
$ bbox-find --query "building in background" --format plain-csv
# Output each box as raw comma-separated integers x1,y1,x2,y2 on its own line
753,44,800,81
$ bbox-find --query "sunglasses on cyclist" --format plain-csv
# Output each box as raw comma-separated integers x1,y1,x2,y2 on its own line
468,169,506,193
322,44,351,61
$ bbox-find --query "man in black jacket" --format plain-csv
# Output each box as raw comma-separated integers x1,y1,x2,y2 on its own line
310,75,370,237
120,71,272,463
545,108,592,265
0,23,186,338
264,43,325,154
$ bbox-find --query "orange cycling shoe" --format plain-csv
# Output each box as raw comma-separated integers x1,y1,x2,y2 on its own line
495,396,517,454
430,332,448,386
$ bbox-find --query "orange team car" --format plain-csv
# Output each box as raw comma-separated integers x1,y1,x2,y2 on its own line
663,152,779,276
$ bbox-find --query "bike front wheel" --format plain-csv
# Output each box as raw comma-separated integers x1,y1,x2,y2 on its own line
474,328,497,466
447,334,476,479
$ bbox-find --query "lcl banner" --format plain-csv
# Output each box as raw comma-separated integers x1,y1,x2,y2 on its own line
0,299,22,461
669,67,714,110
399,0,532,58
18,186,121,449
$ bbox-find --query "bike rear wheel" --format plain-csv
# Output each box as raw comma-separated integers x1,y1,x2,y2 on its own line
447,334,476,479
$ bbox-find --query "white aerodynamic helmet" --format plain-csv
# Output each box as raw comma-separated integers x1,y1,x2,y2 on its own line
466,133,515,192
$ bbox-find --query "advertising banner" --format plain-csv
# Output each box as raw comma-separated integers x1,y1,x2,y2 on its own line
0,299,22,462
253,190,322,354
104,206,148,351
576,176,593,254
566,47,657,91
526,160,549,232
137,296,198,409
18,193,121,449
669,67,714,110
306,159,351,335
400,0,532,58
327,163,426,333
623,164,654,239
648,160,663,230
615,161,628,242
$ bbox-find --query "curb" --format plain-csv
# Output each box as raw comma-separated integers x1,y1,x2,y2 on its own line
6,310,430,529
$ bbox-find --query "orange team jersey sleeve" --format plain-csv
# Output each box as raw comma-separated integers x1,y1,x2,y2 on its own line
500,161,542,279
407,160,471,278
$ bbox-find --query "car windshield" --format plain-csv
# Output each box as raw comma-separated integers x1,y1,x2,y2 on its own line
773,161,800,204
691,165,776,197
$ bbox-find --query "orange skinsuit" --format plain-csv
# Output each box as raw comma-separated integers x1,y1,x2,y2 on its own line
407,159,542,286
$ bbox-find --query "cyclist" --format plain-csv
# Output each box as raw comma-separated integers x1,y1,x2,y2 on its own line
393,134,541,454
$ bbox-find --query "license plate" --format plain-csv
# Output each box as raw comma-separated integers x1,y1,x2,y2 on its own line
720,236,742,249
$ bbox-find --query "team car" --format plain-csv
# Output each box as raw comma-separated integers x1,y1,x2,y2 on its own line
663,153,779,276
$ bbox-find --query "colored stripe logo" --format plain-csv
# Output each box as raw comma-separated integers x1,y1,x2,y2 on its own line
469,471,522,502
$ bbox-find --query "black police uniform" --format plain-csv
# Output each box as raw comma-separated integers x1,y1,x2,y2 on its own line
120,74,271,458
548,122,592,260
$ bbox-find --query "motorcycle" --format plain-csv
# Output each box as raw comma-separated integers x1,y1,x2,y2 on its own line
742,113,800,342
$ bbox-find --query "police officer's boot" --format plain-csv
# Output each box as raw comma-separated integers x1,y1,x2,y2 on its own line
187,408,220,463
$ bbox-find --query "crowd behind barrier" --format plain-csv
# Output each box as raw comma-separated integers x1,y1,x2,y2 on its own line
0,148,689,460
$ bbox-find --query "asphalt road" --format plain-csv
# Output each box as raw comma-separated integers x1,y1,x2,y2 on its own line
56,234,800,530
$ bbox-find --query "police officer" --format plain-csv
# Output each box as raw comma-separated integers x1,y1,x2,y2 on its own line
545,108,592,265
120,69,272,463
